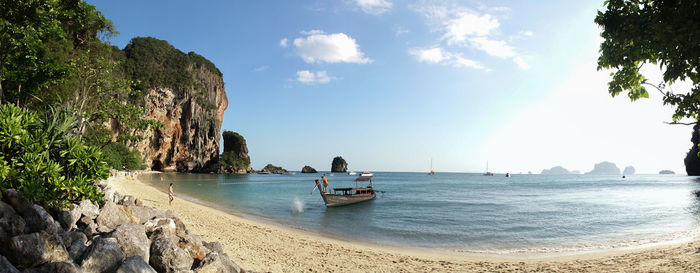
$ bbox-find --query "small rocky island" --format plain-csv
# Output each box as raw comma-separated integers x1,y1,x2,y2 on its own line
541,166,571,175
331,157,348,173
623,166,636,176
218,131,252,174
585,161,621,175
301,166,317,173
262,164,287,174
659,170,675,174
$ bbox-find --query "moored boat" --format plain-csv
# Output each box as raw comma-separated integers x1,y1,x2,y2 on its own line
348,171,357,175
360,172,373,177
319,176,376,207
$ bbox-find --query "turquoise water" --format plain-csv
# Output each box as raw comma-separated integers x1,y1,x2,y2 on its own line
139,172,700,253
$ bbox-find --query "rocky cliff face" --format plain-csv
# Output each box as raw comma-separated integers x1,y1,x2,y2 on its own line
331,156,348,173
129,66,228,172
684,122,700,175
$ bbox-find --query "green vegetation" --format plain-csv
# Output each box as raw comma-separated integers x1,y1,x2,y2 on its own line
0,104,106,208
219,151,251,170
596,0,700,123
123,37,222,91
262,164,287,173
102,142,146,170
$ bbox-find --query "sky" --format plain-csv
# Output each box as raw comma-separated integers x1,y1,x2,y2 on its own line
88,0,692,174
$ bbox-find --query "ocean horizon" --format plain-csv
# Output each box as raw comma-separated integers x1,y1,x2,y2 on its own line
139,172,700,255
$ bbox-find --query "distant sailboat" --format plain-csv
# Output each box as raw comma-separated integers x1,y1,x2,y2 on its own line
428,158,435,175
484,161,494,176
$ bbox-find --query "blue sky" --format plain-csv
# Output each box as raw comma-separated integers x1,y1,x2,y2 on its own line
89,0,690,174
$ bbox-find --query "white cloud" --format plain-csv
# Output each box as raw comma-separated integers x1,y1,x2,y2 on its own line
296,70,332,84
469,37,515,57
409,47,487,70
354,0,392,15
411,2,529,69
292,30,372,64
253,65,268,72
279,38,288,47
512,56,528,69
443,12,499,45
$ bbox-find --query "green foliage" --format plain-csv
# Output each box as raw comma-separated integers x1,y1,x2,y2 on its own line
83,124,112,148
596,0,700,122
102,142,145,170
219,151,251,169
122,37,222,91
262,164,286,173
0,104,106,208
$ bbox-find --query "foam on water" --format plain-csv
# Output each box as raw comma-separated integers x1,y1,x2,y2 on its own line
291,196,304,214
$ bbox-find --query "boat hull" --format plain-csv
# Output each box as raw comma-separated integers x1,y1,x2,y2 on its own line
321,192,376,207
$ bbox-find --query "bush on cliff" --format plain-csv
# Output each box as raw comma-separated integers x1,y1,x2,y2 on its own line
220,151,251,170
0,104,107,208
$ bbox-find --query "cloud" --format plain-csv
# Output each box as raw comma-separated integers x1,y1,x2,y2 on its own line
292,30,372,64
280,38,288,47
411,2,529,69
253,65,268,72
354,0,392,15
409,47,487,70
443,12,499,45
296,70,332,84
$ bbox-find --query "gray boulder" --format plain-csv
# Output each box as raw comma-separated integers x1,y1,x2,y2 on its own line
149,237,193,273
0,255,20,273
57,204,82,231
0,227,9,252
96,201,132,230
117,256,157,273
81,237,123,273
112,224,150,262
7,231,69,269
178,233,207,262
79,200,100,220
144,218,176,235
194,252,241,273
202,241,224,255
98,179,109,189
127,206,161,224
2,189,29,213
83,221,98,238
21,204,61,234
119,195,138,206
60,232,88,262
201,242,241,273
21,261,81,273
0,200,26,236
103,188,117,203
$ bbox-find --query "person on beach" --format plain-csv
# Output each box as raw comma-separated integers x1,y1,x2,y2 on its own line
322,175,329,193
169,183,175,205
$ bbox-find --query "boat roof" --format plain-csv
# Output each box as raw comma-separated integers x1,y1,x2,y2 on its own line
354,176,372,182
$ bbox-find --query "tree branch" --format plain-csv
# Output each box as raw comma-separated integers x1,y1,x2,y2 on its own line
642,82,668,96
664,121,697,125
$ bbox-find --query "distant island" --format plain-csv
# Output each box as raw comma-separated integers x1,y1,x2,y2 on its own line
623,166,636,176
331,156,348,172
541,166,571,175
302,165,318,173
659,170,675,174
585,161,621,175
262,164,287,174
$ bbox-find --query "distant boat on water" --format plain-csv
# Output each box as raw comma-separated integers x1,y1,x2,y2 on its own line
428,158,435,175
483,161,494,176
348,171,357,175
360,172,373,177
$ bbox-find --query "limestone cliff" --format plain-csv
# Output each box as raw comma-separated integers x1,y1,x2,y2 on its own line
120,37,228,172
331,156,348,173
219,131,252,174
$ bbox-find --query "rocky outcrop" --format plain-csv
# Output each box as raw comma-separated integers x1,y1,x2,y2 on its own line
301,165,317,173
684,122,700,175
541,166,571,175
585,161,621,175
121,38,228,173
660,170,676,174
219,131,252,174
331,156,348,173
0,185,244,273
623,166,636,176
262,164,287,174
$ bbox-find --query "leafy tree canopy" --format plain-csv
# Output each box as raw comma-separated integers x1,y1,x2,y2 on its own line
595,0,700,122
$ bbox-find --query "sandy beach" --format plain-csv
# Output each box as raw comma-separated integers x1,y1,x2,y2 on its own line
107,174,700,272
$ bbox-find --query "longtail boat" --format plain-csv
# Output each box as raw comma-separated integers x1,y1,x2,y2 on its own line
320,176,376,207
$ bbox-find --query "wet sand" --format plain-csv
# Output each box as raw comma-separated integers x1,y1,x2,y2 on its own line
107,174,700,272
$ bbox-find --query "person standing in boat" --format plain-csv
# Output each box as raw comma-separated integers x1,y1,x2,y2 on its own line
322,175,329,193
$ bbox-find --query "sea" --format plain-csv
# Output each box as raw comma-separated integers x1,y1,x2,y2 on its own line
138,172,700,255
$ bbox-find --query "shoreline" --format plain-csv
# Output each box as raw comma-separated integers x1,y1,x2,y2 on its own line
108,173,700,272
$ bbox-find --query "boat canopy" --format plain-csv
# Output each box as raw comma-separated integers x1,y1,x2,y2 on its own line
354,176,372,182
